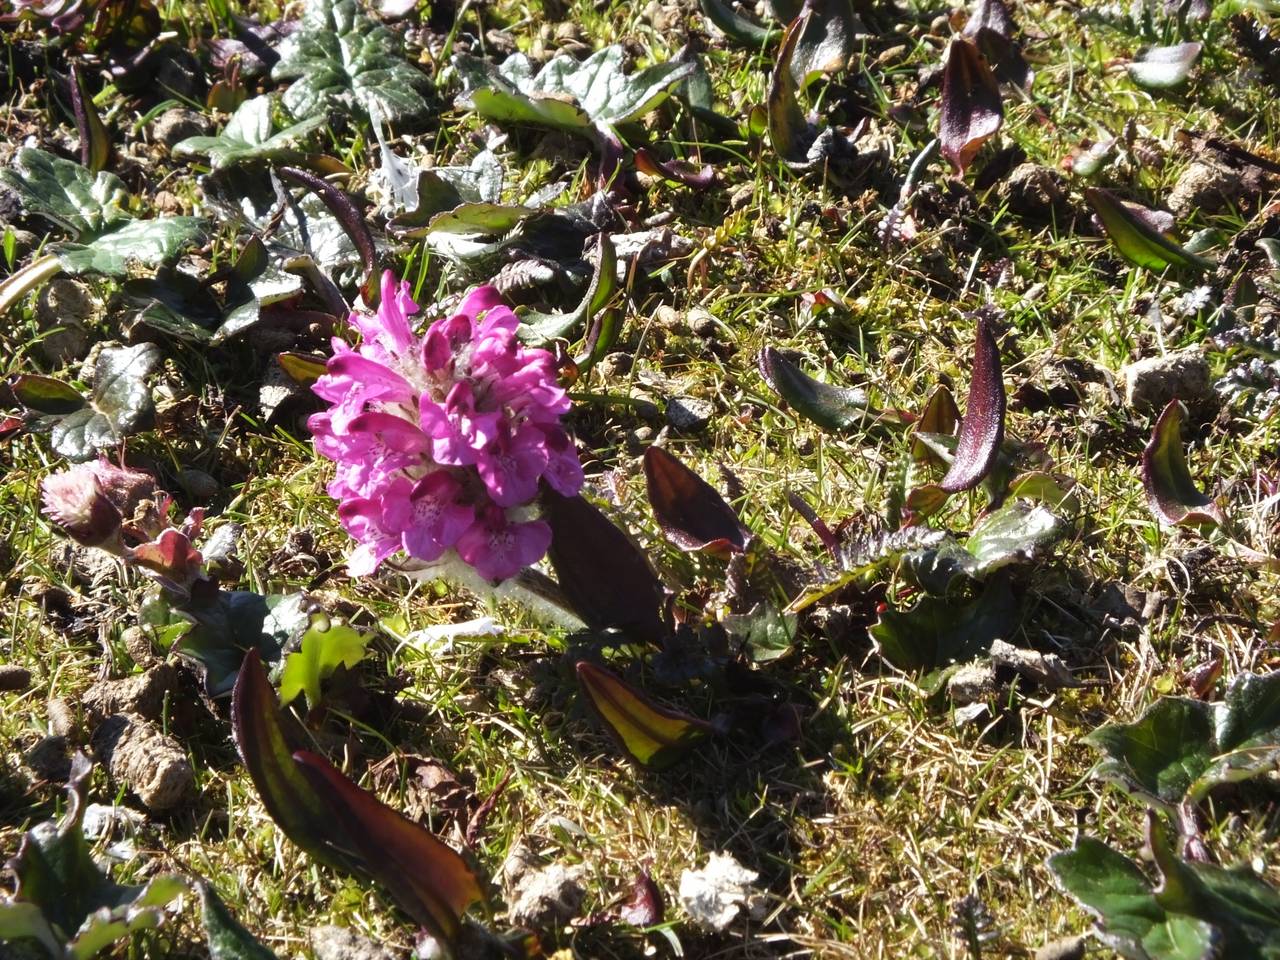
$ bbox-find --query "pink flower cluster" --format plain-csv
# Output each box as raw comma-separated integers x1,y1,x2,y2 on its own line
309,272,583,582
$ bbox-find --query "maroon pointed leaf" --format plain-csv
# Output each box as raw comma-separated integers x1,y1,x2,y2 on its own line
634,148,715,189
576,661,711,767
293,751,484,944
618,870,664,927
939,314,1005,493
276,166,377,302
1141,400,1223,527
543,490,666,642
230,649,361,872
643,447,747,556
939,36,1003,176
71,63,111,173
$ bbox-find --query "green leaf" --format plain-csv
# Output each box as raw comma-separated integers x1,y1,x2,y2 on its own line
698,0,781,46
173,591,309,697
24,343,161,462
454,46,696,138
790,0,862,90
278,616,373,709
963,500,1062,574
1049,819,1280,960
54,217,205,277
4,753,188,960
757,347,884,432
723,602,799,662
271,0,430,124
198,882,281,960
10,375,87,416
576,661,711,767
518,233,618,345
1085,187,1212,272
1049,837,1218,960
869,577,1019,677
0,148,129,239
1085,697,1216,810
174,96,326,169
1085,669,1280,810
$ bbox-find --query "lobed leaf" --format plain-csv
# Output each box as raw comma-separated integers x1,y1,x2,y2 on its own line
1141,400,1223,527
271,0,430,124
939,313,1006,493
174,95,326,169
0,148,129,238
55,216,206,278
277,616,373,709
575,661,711,767
643,446,747,555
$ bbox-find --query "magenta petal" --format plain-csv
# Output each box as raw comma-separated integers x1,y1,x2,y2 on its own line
456,508,552,581
347,411,432,454
457,285,507,325
400,472,474,561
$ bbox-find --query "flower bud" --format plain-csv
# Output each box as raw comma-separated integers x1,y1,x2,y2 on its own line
41,463,124,549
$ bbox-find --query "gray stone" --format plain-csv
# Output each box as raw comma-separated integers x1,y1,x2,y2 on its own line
946,661,997,703
84,663,178,725
35,278,96,364
502,843,588,929
1122,347,1212,413
665,396,714,433
151,107,210,149
1167,160,1242,219
1002,163,1070,219
310,925,403,960
0,664,31,693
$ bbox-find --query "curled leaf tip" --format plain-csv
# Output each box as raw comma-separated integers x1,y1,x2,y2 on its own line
1141,399,1223,527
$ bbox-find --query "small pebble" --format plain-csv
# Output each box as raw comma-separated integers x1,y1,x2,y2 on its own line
0,664,31,692
665,396,714,433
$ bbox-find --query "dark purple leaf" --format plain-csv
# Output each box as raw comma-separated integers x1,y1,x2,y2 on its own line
277,166,377,301
939,313,1005,493
962,0,1015,38
231,648,361,872
787,492,839,555
618,871,664,926
70,63,111,174
939,37,1004,176
1141,400,1223,527
543,490,667,642
634,148,715,189
293,751,484,943
643,446,747,556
